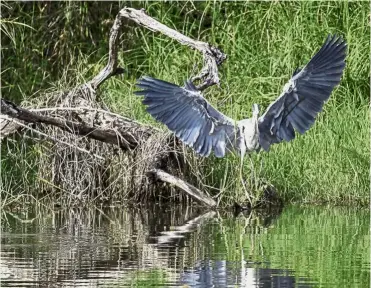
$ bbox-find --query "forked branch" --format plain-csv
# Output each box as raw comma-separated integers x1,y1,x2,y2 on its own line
120,7,227,90
87,7,227,91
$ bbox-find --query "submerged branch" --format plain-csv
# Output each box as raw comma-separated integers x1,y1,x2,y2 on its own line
156,210,216,245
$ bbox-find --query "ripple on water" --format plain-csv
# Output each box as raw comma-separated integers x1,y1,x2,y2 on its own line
0,205,369,287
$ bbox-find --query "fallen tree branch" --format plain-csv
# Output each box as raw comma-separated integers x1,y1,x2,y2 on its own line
0,98,148,151
30,106,160,131
147,168,217,207
120,7,227,90
1,116,104,160
1,98,217,208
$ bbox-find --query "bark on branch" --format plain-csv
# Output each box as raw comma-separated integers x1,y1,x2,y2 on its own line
88,10,126,90
0,98,150,151
147,169,217,207
120,7,227,90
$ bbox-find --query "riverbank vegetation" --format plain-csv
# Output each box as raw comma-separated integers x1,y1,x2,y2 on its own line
1,1,369,208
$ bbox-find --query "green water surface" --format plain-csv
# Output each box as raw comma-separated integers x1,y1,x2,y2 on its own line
0,205,369,287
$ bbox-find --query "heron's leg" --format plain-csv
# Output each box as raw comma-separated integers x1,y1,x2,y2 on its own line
239,156,253,206
248,154,257,191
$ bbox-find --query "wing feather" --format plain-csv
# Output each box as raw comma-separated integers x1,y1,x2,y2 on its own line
135,77,239,157
258,34,347,151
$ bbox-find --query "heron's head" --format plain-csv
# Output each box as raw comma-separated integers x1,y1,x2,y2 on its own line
252,103,259,117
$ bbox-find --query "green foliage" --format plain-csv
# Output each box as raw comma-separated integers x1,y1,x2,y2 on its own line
1,1,369,206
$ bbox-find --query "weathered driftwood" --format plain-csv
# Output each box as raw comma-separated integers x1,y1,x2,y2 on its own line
1,98,148,151
120,8,227,90
147,169,217,207
0,7,227,208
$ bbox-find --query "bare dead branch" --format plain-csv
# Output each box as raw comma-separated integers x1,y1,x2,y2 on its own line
2,116,104,160
120,7,227,90
0,7,227,139
30,106,160,131
88,11,126,90
87,7,228,91
0,98,148,150
148,168,217,207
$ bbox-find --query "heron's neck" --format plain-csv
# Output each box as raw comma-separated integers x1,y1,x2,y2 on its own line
238,115,260,153
252,113,259,132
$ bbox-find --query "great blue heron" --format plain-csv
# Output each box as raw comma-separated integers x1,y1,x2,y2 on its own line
134,35,346,202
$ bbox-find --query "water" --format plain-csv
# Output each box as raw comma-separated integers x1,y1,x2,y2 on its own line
0,205,369,287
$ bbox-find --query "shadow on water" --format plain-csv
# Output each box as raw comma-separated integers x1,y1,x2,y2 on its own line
0,204,369,287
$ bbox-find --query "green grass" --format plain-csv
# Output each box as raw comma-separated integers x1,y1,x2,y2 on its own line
1,1,369,206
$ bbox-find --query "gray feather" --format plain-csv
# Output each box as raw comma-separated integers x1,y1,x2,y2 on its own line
258,34,347,151
135,76,237,157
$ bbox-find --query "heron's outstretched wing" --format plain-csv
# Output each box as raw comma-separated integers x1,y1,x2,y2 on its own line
135,76,239,157
258,35,347,151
